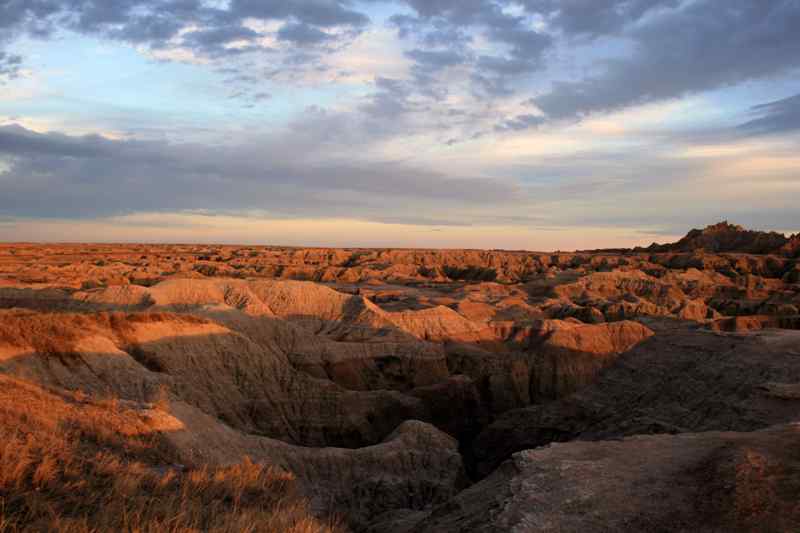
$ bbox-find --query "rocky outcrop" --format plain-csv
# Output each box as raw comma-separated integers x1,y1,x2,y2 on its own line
552,270,686,307
445,342,531,415
164,401,466,530
780,234,800,257
709,314,800,332
0,369,464,532
527,319,654,401
0,311,427,448
385,305,490,343
473,319,800,476
0,310,468,528
647,221,790,255
401,423,800,533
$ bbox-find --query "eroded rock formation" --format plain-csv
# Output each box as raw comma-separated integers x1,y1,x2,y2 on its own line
1,222,798,531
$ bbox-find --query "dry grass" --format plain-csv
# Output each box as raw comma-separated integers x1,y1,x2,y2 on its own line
0,310,210,359
0,375,342,533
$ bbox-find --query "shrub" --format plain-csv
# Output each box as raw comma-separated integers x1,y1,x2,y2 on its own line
193,264,218,277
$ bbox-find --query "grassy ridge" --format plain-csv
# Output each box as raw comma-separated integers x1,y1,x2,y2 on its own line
0,375,340,533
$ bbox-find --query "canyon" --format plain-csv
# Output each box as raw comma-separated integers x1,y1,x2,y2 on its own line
1,221,799,532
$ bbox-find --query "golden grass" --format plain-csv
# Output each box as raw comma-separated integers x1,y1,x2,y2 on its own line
0,375,342,533
0,310,209,358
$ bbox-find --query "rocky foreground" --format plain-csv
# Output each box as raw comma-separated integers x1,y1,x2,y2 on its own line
1,222,799,531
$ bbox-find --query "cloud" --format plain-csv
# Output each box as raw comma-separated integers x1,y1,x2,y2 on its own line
0,0,371,70
494,113,546,132
389,0,553,97
226,88,271,106
276,22,334,45
230,0,369,28
1,110,798,247
404,48,466,72
3,0,798,126
519,0,681,38
0,124,111,157
182,24,265,56
531,0,800,119
0,51,22,82
0,211,698,250
739,92,800,136
0,123,521,221
359,77,417,119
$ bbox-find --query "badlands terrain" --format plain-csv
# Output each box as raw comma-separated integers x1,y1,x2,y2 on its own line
1,221,799,532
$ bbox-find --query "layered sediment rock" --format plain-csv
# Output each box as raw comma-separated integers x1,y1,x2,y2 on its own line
1,225,799,531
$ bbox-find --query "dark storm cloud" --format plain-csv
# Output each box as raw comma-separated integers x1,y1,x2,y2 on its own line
531,0,800,119
739,93,800,136
0,124,521,219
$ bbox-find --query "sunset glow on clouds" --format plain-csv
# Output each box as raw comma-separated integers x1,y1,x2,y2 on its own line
1,0,799,249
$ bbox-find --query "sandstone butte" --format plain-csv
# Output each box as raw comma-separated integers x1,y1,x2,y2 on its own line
0,221,798,532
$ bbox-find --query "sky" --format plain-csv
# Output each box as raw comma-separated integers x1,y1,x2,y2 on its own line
0,0,798,250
